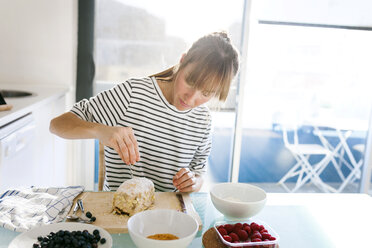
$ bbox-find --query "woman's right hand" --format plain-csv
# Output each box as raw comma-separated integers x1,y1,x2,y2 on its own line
97,125,140,165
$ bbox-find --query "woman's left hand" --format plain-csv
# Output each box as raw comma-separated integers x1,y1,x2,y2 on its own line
173,168,197,192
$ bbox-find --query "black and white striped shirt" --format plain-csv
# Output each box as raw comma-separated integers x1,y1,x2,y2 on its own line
71,77,212,192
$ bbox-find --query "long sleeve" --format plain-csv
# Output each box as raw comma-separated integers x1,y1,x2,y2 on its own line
70,80,133,126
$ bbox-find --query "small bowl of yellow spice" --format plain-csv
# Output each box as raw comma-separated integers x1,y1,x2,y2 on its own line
127,209,198,248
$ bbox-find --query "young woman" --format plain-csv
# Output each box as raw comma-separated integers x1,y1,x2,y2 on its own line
50,31,239,192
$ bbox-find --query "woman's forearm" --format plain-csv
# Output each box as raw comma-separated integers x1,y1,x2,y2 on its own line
50,112,140,164
49,112,103,139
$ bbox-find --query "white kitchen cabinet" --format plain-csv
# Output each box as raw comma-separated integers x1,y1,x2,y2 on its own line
0,114,38,192
0,86,69,191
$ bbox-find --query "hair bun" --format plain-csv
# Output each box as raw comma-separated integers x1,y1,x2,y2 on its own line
213,31,231,43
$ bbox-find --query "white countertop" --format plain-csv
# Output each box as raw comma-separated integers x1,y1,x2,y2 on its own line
0,84,69,127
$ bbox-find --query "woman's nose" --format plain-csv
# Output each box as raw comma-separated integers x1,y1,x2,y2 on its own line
184,90,197,104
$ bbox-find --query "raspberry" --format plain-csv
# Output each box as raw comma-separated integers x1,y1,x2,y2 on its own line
250,222,260,231
224,224,234,233
269,236,276,241
218,227,227,236
233,227,242,234
259,228,268,234
243,225,251,235
234,222,243,230
242,223,250,228
251,238,262,242
250,231,262,240
237,229,248,241
261,232,271,240
229,232,239,242
258,225,265,231
222,235,232,242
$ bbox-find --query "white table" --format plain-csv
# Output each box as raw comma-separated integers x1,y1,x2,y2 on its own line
1,192,372,247
261,193,372,248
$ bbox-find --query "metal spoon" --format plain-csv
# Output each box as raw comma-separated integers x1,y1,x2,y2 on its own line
77,199,86,216
66,201,80,221
76,199,93,223
129,164,133,178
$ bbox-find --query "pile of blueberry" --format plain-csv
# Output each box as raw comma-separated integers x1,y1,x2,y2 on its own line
32,229,106,248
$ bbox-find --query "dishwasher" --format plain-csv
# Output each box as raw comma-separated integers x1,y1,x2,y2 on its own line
0,113,37,193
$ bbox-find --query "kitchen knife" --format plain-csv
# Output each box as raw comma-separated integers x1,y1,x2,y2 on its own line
176,193,187,213
0,92,6,105
0,92,12,111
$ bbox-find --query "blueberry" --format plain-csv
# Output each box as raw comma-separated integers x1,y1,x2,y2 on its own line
37,236,43,242
90,216,96,222
33,244,40,248
100,238,106,244
93,229,99,236
85,211,92,218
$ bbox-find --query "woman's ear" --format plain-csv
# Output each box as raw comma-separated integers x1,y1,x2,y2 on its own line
180,53,186,63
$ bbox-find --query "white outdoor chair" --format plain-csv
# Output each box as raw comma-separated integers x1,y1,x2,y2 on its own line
335,143,365,192
312,128,354,186
277,123,338,193
353,144,365,154
312,127,365,192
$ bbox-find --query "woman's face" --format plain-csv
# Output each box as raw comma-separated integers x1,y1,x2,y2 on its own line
172,65,214,111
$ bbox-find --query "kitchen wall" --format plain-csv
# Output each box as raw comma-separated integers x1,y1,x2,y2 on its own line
0,0,94,189
0,0,77,88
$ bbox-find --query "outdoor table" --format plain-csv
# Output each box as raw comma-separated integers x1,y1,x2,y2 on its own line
1,192,372,248
304,116,368,192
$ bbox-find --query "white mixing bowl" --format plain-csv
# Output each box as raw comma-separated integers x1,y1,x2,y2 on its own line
210,183,267,219
127,209,198,248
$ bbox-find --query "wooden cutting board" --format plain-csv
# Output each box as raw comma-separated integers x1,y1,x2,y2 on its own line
67,192,202,233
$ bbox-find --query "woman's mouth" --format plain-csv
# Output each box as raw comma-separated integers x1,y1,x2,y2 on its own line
180,99,190,108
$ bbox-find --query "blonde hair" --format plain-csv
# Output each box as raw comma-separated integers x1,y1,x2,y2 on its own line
151,31,239,102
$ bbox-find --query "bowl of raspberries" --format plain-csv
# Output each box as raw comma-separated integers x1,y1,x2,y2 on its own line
214,219,279,247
